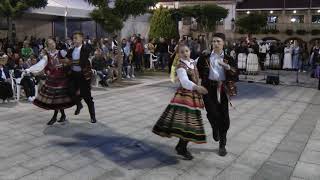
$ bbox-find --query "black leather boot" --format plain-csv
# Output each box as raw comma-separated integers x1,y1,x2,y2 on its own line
74,101,83,115
175,139,193,160
212,127,220,142
88,102,97,123
47,110,58,125
58,110,67,123
218,133,227,157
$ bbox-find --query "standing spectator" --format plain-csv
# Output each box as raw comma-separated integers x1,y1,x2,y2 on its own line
122,39,133,78
259,41,268,70
21,41,33,60
134,38,144,71
168,39,177,73
112,35,119,50
156,37,169,71
299,43,308,72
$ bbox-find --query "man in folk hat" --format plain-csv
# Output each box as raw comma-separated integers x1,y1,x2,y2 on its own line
197,33,238,156
66,31,97,123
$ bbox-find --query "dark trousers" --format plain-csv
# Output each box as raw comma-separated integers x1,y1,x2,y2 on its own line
318,78,320,90
69,71,95,116
20,77,35,97
158,52,168,70
144,54,150,69
259,53,266,70
135,54,143,71
203,82,230,146
0,81,13,100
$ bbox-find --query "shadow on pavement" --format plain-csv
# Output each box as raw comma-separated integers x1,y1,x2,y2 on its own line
234,82,278,100
43,122,178,170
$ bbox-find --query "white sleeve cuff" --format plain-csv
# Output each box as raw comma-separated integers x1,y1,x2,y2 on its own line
176,68,196,91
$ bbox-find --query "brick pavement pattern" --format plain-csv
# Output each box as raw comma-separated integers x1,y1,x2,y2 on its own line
0,73,319,180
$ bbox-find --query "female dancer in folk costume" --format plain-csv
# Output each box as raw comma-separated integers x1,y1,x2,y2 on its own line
236,42,248,72
246,47,259,74
292,44,300,70
26,39,74,125
283,44,293,70
152,45,208,160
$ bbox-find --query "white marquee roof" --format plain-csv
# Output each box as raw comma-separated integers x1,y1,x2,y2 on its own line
29,0,95,18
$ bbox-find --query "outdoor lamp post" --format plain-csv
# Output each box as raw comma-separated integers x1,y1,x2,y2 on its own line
64,6,68,40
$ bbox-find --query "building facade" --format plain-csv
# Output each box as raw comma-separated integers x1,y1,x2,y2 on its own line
236,0,320,43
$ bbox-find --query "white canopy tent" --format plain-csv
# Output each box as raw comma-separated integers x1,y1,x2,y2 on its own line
29,0,95,18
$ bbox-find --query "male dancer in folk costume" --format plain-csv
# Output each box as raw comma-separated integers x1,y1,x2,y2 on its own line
66,31,97,123
197,33,238,156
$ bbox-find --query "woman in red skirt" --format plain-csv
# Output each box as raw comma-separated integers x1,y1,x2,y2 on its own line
152,45,208,160
27,39,74,125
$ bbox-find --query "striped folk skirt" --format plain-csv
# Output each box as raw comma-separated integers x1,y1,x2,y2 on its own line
33,70,74,110
152,88,206,144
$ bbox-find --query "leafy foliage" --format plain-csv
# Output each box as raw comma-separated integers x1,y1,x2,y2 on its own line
236,14,267,34
149,7,178,40
0,0,47,43
0,0,47,18
172,4,228,32
87,0,157,33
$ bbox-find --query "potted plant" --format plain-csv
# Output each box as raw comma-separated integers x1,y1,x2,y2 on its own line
296,29,307,35
270,29,280,34
286,29,294,35
311,29,320,35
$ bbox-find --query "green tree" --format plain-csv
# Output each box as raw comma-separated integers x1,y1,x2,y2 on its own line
149,7,178,40
177,4,228,32
236,14,267,34
86,0,157,33
0,0,48,44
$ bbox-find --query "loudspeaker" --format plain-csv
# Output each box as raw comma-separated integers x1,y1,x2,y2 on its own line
266,75,280,85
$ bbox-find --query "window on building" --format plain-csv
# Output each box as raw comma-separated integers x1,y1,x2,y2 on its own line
312,15,320,24
267,16,278,23
290,15,304,23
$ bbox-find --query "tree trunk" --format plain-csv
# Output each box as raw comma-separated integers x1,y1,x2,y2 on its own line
7,16,13,46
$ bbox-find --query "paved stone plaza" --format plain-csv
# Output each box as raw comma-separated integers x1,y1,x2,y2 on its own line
0,72,320,180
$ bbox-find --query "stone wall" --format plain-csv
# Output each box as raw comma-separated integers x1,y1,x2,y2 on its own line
14,18,53,41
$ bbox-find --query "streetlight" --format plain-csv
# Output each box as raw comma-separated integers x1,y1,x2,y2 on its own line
317,10,320,13
270,10,273,14
246,11,250,14
293,10,297,14
64,0,69,40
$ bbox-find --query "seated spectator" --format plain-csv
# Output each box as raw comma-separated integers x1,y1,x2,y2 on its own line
21,41,34,60
105,53,118,82
0,64,13,102
6,48,16,70
92,48,109,87
14,58,36,102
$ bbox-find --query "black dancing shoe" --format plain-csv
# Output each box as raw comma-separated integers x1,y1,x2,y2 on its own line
91,117,97,123
74,103,83,115
47,118,57,125
58,115,66,123
218,146,227,157
175,146,194,160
